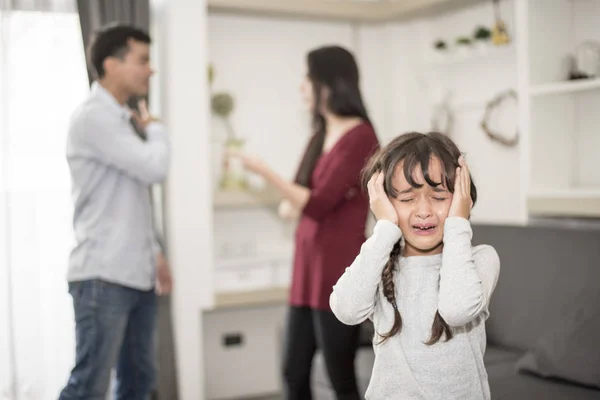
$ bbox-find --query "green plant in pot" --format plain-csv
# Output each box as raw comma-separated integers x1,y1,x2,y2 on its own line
455,36,472,56
455,36,472,46
473,26,492,51
433,39,447,51
211,91,247,190
474,26,491,42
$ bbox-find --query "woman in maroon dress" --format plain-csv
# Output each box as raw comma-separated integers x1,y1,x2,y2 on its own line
229,45,379,400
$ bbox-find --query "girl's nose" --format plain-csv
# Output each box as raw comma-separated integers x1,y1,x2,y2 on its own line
415,199,433,219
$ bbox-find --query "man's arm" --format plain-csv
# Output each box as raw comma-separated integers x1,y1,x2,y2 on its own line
78,107,170,184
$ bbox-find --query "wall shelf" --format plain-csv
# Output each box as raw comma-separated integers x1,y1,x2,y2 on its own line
523,0,600,219
213,187,281,209
428,43,515,67
530,78,600,97
212,286,289,310
527,189,600,218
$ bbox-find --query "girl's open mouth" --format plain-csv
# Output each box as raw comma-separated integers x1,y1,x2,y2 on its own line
412,224,437,235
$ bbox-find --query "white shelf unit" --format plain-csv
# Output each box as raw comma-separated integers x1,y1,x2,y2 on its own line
213,187,281,208
530,77,600,96
428,43,515,67
521,0,600,219
528,189,600,218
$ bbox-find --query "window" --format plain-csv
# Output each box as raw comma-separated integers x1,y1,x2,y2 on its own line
0,6,89,399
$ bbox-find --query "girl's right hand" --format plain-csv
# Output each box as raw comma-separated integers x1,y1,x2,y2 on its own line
367,172,398,225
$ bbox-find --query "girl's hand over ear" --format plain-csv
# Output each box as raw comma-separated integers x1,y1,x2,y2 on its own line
449,156,473,219
367,172,398,225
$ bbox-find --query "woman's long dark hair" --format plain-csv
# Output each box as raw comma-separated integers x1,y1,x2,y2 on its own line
360,132,478,346
294,46,371,187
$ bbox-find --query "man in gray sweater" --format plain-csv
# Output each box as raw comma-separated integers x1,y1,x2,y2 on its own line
59,23,171,400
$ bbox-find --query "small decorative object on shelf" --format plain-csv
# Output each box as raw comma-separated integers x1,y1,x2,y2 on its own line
473,26,491,51
212,93,247,190
208,64,247,190
434,39,447,52
569,41,600,80
455,36,472,47
480,89,519,147
212,93,236,140
455,36,472,56
220,139,247,190
474,26,491,42
491,0,510,46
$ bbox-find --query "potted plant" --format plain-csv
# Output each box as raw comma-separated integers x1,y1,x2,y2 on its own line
433,39,447,52
432,39,451,62
208,64,247,190
455,36,472,56
473,26,492,52
211,91,247,190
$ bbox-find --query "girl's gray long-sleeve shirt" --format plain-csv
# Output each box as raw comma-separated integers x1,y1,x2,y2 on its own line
330,217,500,400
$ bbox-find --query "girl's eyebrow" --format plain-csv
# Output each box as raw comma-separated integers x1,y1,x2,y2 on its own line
398,186,447,194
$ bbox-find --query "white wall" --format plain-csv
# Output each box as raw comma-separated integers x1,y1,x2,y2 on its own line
208,1,523,228
380,0,522,224
208,14,355,185
151,0,212,398
353,24,394,142
208,14,364,268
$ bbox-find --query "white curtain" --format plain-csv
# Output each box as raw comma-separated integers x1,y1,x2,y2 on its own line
0,1,90,399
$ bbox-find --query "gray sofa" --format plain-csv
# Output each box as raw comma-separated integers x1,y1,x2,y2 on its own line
312,222,600,399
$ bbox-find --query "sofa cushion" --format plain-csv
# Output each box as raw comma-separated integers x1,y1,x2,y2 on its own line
484,345,521,365
487,361,600,400
515,293,600,389
472,224,600,351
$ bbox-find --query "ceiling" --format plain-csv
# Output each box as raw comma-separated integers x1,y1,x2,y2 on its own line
207,0,484,22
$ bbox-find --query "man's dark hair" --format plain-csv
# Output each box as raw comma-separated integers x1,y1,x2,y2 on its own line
88,23,151,79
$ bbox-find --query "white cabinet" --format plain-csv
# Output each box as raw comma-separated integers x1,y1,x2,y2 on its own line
214,253,293,293
203,305,287,400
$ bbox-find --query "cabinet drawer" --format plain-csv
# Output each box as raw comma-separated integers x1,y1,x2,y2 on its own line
203,305,286,399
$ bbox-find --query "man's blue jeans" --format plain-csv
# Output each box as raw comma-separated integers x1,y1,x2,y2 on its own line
58,279,157,400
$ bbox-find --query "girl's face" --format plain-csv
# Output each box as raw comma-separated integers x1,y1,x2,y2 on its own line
390,157,453,257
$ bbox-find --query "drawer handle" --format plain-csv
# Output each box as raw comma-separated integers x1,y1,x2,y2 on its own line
223,332,244,348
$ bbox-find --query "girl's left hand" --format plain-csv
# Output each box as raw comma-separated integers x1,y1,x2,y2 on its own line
448,156,473,219
226,149,268,175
